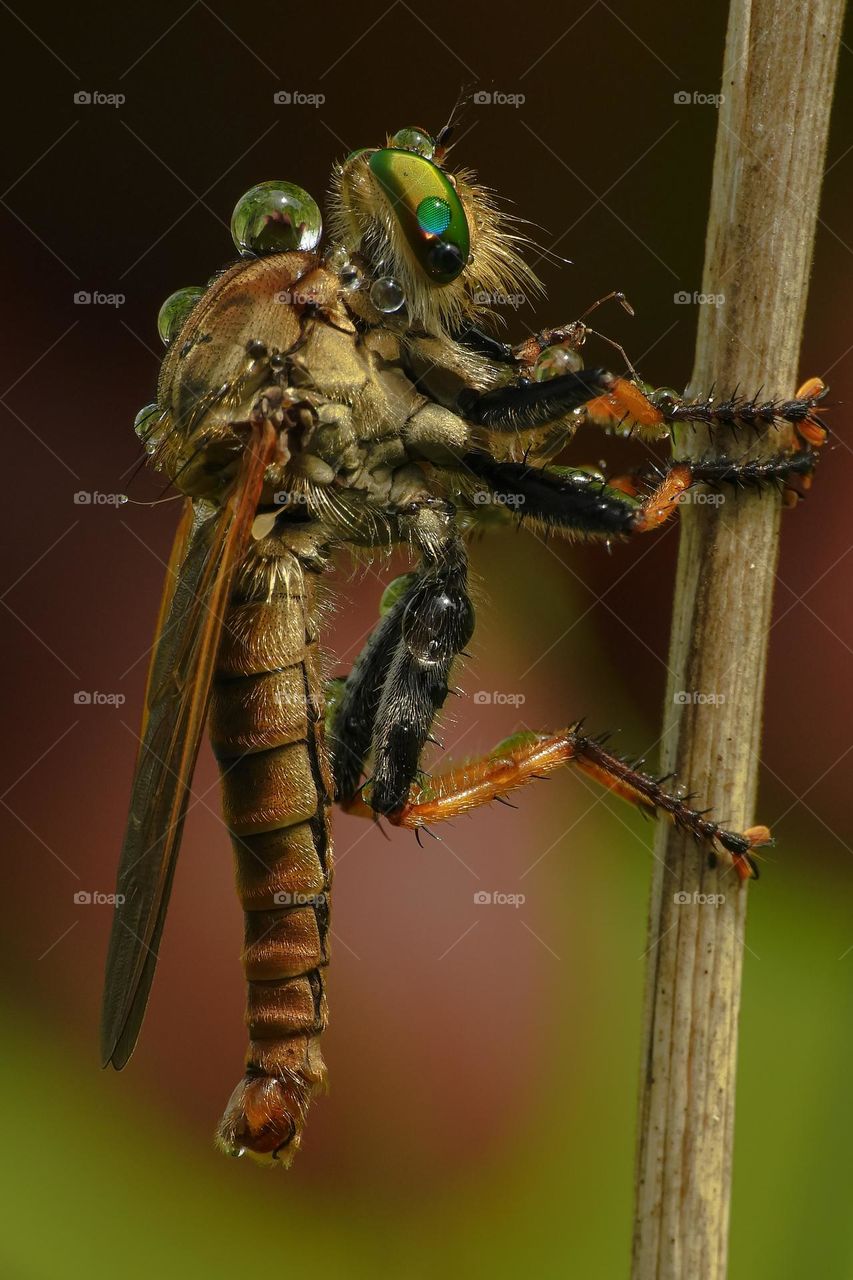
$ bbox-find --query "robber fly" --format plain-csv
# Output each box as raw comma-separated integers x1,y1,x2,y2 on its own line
101,119,828,1166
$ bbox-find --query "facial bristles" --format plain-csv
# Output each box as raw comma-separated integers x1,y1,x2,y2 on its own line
327,155,544,336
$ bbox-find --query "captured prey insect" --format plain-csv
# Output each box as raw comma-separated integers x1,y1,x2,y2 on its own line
101,119,829,1166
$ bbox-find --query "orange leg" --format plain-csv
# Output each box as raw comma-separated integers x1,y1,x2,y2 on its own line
585,375,829,447
607,438,825,531
343,727,770,882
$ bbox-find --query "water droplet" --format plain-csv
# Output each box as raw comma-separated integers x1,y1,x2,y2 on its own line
651,386,680,413
340,266,362,293
369,276,405,314
533,342,584,381
231,181,322,257
324,243,352,274
402,587,474,666
133,402,166,453
157,287,205,346
389,127,436,160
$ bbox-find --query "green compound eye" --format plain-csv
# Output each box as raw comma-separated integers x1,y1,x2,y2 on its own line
389,127,436,159
231,181,322,256
369,148,469,284
157,286,205,346
416,196,452,235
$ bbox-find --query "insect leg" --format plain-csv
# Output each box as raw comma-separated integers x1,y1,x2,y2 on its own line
583,376,829,445
457,368,612,430
458,445,821,540
451,323,516,363
457,367,827,444
622,449,821,530
345,726,769,882
327,570,431,803
362,506,475,817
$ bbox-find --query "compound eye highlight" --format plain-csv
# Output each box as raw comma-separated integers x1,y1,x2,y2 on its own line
231,181,323,256
369,148,469,284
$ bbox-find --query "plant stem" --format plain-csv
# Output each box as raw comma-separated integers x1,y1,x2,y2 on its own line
631,3,844,1277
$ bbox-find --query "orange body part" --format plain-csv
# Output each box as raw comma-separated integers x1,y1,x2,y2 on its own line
346,730,768,882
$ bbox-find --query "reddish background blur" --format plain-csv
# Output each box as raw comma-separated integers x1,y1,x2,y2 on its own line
2,1,853,1276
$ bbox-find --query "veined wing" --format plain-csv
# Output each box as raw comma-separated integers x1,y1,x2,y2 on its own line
101,422,276,1068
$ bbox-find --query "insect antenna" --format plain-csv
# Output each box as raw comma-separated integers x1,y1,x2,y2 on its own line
584,327,639,379
122,493,185,507
577,290,635,324
435,84,476,159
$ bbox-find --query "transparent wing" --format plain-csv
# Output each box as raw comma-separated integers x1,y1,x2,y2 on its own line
100,423,276,1068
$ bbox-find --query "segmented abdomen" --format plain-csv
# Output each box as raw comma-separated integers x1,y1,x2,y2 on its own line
209,531,332,1164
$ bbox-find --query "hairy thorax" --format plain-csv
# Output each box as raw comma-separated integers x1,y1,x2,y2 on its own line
149,250,469,521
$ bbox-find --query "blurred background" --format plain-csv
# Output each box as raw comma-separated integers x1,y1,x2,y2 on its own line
2,1,852,1275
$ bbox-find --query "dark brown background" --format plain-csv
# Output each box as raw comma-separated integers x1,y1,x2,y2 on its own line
2,2,852,1276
